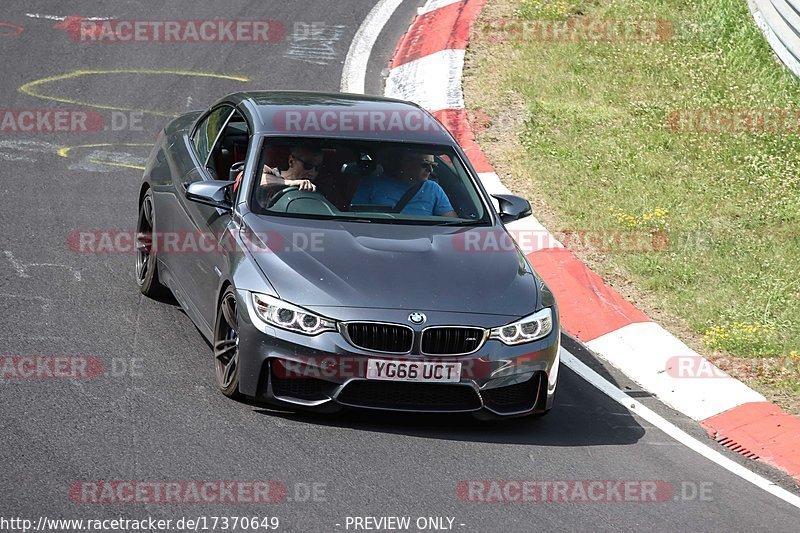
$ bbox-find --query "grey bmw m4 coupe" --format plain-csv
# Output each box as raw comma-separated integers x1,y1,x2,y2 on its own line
136,91,560,419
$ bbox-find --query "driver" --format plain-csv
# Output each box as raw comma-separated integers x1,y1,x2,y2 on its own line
260,145,323,191
231,145,323,198
250,146,324,209
350,150,457,217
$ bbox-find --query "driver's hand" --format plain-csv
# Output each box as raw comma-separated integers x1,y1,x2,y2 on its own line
285,179,316,191
260,166,281,187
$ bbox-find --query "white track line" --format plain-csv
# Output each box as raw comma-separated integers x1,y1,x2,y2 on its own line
342,0,800,510
340,0,405,94
562,348,800,510
25,13,114,21
417,0,464,16
586,322,765,420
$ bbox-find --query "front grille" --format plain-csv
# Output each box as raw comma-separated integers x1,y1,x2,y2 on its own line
346,322,413,353
337,381,482,411
421,327,485,355
481,374,541,412
271,368,336,401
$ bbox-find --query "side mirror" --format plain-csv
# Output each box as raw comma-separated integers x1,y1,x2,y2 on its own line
185,180,235,211
492,194,532,222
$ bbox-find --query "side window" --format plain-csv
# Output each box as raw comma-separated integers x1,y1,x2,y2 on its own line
191,106,233,168
209,110,249,186
437,154,456,171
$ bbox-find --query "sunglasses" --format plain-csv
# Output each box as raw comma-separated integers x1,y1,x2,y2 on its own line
292,155,323,171
420,160,438,170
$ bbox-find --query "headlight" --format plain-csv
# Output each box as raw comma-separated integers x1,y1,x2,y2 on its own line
251,293,336,335
490,308,553,345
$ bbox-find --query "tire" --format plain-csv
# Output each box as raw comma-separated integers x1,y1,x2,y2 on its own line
135,189,169,297
214,287,242,399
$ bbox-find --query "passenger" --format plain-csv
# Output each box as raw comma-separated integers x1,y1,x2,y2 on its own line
350,150,457,217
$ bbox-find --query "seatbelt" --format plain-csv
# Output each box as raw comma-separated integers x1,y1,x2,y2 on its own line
393,181,425,213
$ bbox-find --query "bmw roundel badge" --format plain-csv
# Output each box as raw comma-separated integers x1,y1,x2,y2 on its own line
408,312,426,324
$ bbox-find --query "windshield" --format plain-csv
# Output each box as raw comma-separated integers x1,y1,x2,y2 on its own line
248,137,491,225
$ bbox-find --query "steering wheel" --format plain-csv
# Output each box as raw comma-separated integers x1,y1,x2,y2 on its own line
265,185,300,209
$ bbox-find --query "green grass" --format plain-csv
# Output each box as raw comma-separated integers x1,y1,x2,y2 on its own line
465,0,800,405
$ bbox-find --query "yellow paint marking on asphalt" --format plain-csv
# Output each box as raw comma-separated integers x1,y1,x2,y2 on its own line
87,160,146,170
57,142,152,171
20,69,250,117
57,142,152,158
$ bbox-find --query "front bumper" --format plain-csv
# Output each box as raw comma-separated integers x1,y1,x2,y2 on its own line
235,291,560,419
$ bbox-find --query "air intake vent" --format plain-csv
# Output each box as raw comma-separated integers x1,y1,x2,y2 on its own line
421,327,485,355
346,322,413,353
337,381,481,411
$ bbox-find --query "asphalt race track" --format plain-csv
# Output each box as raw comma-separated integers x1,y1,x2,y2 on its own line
1,1,799,531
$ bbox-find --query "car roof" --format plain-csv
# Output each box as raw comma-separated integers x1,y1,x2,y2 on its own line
217,91,457,144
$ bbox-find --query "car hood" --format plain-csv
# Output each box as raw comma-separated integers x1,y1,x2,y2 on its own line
242,214,540,316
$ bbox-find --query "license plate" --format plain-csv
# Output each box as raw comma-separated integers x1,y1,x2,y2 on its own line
366,359,462,383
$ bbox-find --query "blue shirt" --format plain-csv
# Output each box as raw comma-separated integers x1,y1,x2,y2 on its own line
351,176,454,216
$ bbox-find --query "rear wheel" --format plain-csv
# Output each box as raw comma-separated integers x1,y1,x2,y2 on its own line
214,287,242,398
135,189,168,297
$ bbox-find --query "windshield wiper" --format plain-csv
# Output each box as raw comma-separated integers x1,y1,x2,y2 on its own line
428,219,486,226
314,215,374,223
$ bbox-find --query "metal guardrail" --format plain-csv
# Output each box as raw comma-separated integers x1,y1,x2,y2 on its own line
749,0,800,77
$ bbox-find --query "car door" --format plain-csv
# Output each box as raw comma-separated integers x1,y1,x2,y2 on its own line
173,104,239,331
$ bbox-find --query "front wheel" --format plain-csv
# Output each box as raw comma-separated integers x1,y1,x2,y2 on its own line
214,287,242,399
135,189,168,297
